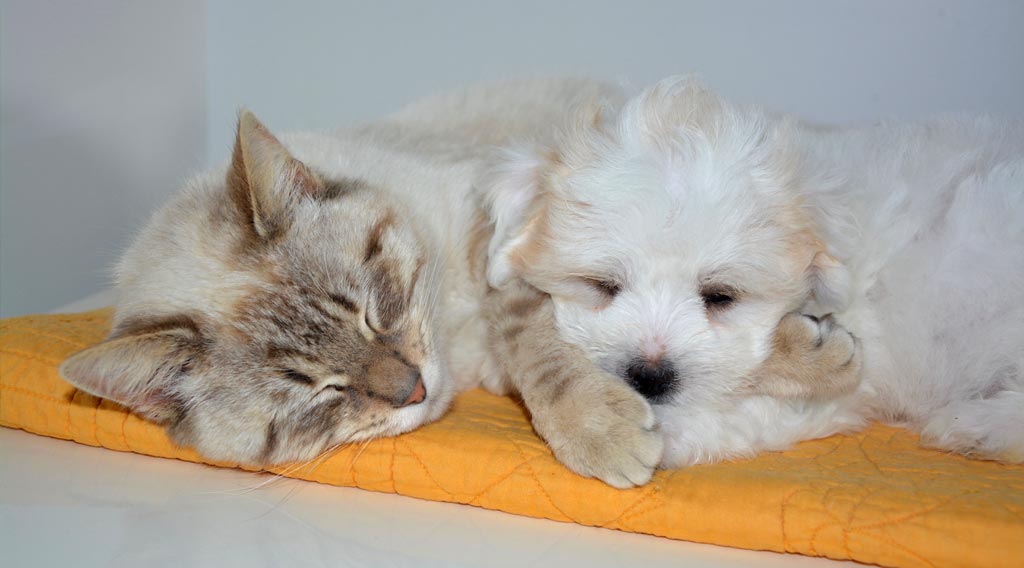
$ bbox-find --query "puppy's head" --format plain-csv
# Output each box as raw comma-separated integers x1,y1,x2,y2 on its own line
483,77,848,407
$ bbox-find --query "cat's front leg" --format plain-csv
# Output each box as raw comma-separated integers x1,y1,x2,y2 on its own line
749,312,864,400
483,279,663,488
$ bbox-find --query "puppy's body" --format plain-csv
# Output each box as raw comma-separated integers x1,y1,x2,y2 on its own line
484,78,1024,467
658,115,1024,465
801,118,1024,458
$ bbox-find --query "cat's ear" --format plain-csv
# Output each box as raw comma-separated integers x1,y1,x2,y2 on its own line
481,147,555,288
59,317,202,425
227,110,325,239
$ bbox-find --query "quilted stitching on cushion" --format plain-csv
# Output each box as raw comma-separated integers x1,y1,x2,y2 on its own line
2,310,1022,567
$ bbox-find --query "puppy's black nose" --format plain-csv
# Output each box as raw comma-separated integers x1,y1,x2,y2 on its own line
625,358,679,402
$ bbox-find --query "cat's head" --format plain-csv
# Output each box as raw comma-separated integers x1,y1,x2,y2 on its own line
60,111,453,466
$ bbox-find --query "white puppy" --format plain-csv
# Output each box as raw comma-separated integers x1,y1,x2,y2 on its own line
483,77,1024,468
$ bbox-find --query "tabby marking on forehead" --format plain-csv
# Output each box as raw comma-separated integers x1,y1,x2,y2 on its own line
266,344,315,362
234,286,342,355
406,256,426,306
321,177,367,200
307,294,354,328
369,260,408,331
327,292,359,312
364,213,395,263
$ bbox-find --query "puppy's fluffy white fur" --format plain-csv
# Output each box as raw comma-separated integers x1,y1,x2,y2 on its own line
485,77,1024,466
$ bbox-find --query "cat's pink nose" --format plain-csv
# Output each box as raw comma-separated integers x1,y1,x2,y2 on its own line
400,373,426,407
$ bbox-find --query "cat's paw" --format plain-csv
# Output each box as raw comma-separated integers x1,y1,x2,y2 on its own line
753,312,863,399
533,375,663,488
792,313,861,372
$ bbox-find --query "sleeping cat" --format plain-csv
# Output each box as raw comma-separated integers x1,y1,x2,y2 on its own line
61,79,857,486
59,112,452,465
58,79,616,466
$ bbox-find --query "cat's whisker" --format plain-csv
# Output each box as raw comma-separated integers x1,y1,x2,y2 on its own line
349,438,373,472
299,440,349,476
202,470,292,496
208,438,351,496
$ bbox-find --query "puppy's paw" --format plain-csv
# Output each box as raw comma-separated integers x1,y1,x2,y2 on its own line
752,312,863,400
533,376,663,488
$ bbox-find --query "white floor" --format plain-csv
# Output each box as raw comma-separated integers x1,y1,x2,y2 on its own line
0,291,854,567
0,429,853,567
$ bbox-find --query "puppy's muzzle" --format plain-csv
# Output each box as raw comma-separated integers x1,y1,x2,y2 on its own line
625,357,679,402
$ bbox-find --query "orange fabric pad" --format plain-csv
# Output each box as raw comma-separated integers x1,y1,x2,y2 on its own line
2,310,1021,567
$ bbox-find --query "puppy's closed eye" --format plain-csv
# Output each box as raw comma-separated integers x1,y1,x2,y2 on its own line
550,275,623,310
700,284,738,311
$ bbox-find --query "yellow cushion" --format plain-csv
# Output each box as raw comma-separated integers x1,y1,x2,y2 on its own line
2,309,1022,567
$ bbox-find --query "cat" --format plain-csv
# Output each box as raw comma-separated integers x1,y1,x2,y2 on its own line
61,78,858,486
58,79,618,467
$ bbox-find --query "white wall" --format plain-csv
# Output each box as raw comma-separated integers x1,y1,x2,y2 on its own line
3,1,1023,315
0,1,206,317
206,0,1024,164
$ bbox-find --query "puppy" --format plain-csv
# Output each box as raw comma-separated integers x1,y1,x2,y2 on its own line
482,76,1024,469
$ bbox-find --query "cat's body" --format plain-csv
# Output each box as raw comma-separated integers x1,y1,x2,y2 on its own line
60,78,625,466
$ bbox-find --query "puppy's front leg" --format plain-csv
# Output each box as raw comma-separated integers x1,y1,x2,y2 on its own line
484,279,663,488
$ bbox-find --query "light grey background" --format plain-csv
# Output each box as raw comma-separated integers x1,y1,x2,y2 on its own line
3,0,1024,316
1,1,206,317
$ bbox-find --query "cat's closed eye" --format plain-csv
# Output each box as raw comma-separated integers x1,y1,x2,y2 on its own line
320,383,347,395
283,369,314,385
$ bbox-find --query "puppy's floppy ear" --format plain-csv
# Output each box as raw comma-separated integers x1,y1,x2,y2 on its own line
481,147,552,288
59,316,203,425
807,250,851,312
481,95,611,289
228,110,326,240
